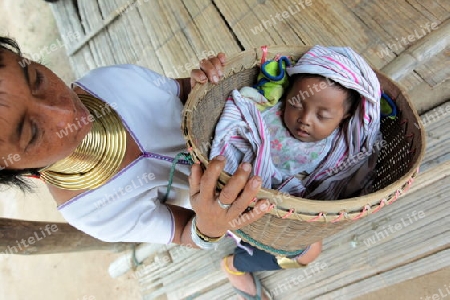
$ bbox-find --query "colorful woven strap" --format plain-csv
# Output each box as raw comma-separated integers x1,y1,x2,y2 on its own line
163,151,194,202
235,229,306,257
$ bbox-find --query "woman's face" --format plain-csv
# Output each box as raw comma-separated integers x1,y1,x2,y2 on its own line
283,77,349,143
0,49,91,170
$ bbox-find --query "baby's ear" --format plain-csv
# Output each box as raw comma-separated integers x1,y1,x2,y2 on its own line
343,112,351,120
340,112,352,127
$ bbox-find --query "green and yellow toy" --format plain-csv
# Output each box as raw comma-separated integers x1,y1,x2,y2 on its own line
240,55,292,111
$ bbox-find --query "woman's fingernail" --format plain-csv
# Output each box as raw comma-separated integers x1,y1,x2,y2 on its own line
213,75,219,83
252,177,261,188
251,197,258,203
241,163,251,172
215,155,225,161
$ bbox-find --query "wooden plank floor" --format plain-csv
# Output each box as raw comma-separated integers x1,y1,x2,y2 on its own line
48,0,450,299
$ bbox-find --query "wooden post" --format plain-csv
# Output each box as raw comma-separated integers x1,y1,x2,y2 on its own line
382,19,450,81
0,218,134,255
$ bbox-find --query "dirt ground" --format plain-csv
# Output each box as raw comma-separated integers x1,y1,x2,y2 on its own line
0,1,448,300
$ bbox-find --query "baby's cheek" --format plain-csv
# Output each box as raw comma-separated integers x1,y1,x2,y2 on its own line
283,110,295,125
323,122,340,137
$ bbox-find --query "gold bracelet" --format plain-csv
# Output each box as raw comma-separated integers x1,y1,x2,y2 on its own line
194,218,225,243
195,226,224,242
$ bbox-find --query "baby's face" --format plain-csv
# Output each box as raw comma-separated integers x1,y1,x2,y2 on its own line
283,77,349,143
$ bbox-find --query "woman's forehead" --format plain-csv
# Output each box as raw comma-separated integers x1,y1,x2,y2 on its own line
0,51,27,139
0,47,8,68
0,48,15,68
0,48,23,69
0,51,28,92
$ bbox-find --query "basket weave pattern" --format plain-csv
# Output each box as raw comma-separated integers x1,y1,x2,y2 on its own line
182,46,425,254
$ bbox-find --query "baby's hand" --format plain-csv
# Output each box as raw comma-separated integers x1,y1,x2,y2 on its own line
190,53,226,88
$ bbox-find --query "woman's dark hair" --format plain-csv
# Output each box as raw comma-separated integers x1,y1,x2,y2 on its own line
0,36,22,59
0,36,39,191
286,73,361,118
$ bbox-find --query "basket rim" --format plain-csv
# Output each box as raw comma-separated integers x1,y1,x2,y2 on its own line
182,45,426,222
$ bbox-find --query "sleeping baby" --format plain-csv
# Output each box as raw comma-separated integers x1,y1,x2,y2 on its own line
210,45,383,200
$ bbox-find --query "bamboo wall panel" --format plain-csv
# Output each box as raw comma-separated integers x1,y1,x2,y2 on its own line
215,0,449,93
342,0,450,91
214,0,381,63
51,0,240,78
50,2,96,77
78,0,118,68
51,0,449,92
136,0,241,77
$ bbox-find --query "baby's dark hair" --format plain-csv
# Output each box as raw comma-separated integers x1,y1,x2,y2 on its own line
0,36,39,191
286,73,361,118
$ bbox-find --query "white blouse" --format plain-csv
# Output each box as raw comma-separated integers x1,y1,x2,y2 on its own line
58,64,191,244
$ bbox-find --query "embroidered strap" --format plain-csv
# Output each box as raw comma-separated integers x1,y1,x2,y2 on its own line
162,152,194,202
235,229,305,257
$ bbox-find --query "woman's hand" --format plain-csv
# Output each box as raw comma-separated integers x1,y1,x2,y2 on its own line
190,53,226,88
176,53,226,105
189,156,272,239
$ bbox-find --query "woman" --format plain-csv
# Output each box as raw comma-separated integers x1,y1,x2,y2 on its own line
0,36,271,249
0,36,324,299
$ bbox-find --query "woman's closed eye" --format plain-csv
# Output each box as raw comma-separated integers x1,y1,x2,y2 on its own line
25,121,39,151
32,69,45,94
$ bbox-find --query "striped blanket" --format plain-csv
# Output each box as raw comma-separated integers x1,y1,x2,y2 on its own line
210,45,382,200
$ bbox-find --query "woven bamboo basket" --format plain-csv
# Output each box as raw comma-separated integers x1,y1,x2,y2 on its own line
182,45,426,256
